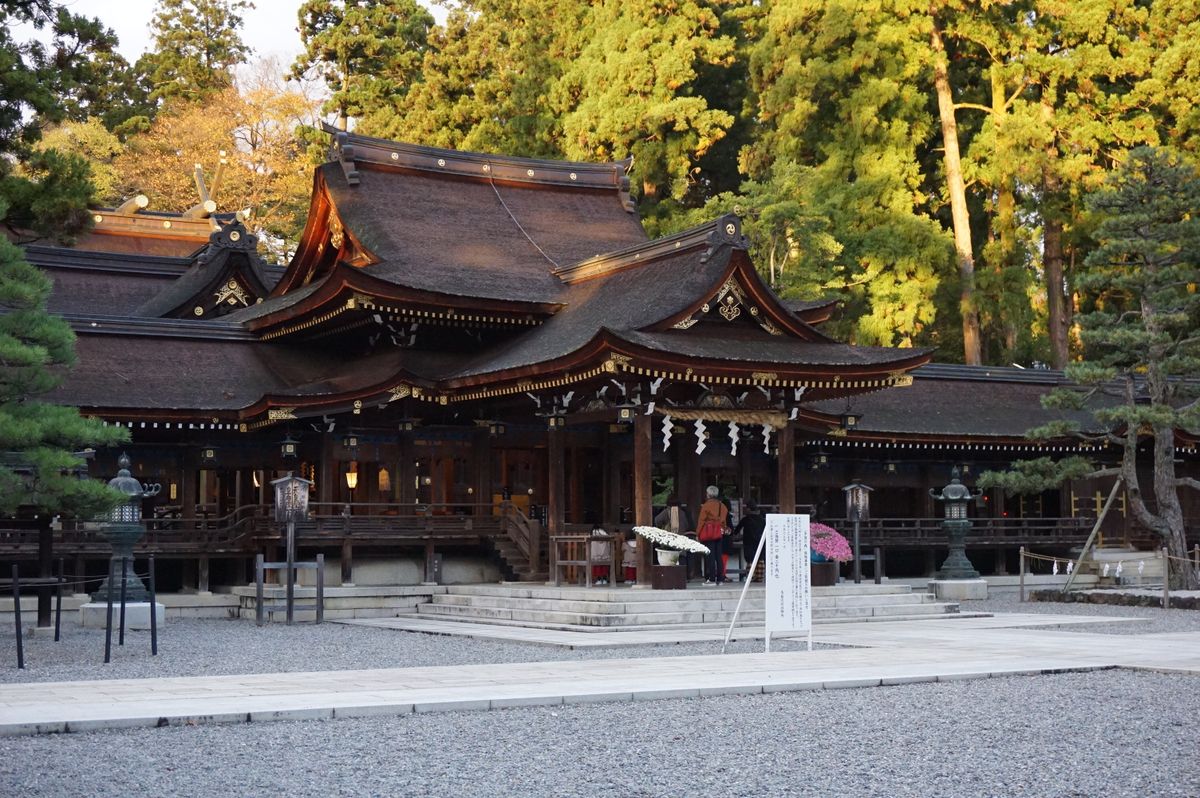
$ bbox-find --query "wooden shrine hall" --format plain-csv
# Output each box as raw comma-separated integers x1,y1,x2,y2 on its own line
9,126,1197,590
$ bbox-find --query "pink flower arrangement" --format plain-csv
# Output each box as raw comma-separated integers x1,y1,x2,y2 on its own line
810,522,853,562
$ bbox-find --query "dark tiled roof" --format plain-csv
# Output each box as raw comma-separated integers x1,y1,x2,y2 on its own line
620,330,928,369
48,269,172,316
809,366,1108,438
785,298,838,314
322,159,647,303
448,239,731,380
48,334,466,412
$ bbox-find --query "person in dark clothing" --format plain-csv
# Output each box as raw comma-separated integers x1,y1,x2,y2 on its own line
735,500,767,581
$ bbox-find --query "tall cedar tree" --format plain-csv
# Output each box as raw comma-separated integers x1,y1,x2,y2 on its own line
980,148,1200,589
720,0,953,348
363,0,577,158
293,0,434,132
0,0,128,517
142,0,253,102
554,0,736,205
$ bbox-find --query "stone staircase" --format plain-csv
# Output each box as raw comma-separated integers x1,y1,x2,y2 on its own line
414,583,970,632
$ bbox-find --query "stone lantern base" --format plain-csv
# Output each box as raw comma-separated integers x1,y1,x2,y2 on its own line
927,579,988,601
79,601,165,629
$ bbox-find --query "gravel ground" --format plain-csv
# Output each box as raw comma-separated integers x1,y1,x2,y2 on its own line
1,669,1196,798
973,592,1200,635
0,618,837,683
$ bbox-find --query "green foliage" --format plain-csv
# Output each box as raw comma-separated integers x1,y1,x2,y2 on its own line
0,239,128,516
33,118,123,203
372,0,580,157
0,1,125,147
142,0,253,102
722,0,954,347
554,1,737,202
293,0,434,128
978,456,1094,495
0,1,130,516
2,148,96,239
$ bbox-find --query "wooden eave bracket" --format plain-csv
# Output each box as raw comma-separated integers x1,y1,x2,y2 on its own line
334,132,361,186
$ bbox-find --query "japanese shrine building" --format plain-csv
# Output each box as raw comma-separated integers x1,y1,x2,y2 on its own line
16,127,1198,589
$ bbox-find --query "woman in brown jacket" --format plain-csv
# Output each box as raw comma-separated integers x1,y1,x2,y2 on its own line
697,485,729,585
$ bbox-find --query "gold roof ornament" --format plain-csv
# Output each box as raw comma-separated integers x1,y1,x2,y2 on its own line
183,151,227,219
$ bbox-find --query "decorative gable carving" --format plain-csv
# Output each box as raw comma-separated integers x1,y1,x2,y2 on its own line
672,274,784,336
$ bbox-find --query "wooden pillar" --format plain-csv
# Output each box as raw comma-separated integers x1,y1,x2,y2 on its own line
634,413,654,578
738,439,751,504
181,452,198,522
318,434,335,506
547,426,565,539
341,539,353,585
678,432,701,514
603,433,622,526
398,432,416,506
198,554,210,594
473,427,492,514
568,445,582,524
777,422,796,514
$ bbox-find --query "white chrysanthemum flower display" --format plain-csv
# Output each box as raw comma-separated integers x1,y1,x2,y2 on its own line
632,525,710,554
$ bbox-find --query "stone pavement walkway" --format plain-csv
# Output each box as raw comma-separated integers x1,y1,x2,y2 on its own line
1,613,1197,737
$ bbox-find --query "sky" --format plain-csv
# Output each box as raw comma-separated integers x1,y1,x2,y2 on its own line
55,0,446,63
60,0,309,62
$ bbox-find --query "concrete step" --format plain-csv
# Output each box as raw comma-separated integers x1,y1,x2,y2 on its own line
408,605,977,634
446,582,914,603
417,596,956,628
428,592,940,615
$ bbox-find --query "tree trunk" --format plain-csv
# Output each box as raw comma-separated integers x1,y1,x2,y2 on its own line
1041,98,1069,369
1153,427,1198,589
992,65,1019,362
931,19,981,365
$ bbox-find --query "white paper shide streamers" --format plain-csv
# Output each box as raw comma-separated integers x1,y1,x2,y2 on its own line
661,414,673,452
694,419,707,455
761,423,773,454
728,421,739,456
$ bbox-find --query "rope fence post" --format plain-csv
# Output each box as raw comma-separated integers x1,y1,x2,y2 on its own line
255,553,265,627
12,564,24,670
1019,547,1026,603
54,557,63,642
1162,547,1169,610
103,559,115,664
315,553,325,625
149,554,158,657
118,557,128,647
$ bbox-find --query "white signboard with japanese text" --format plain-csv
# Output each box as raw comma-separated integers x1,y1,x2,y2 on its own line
765,514,812,636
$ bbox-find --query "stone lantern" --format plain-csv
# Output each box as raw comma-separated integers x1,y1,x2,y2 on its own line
928,467,987,599
92,454,161,601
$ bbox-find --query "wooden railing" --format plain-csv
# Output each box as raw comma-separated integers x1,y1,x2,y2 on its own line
823,516,1095,547
0,502,509,558
499,502,542,572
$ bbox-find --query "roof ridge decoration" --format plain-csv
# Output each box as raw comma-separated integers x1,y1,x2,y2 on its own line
325,123,634,202
131,218,272,320
554,214,747,284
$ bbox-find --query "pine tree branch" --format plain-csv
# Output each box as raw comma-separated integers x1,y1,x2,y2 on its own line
1174,477,1200,492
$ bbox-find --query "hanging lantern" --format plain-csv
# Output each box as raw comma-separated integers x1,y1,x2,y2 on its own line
345,461,359,491
280,435,299,459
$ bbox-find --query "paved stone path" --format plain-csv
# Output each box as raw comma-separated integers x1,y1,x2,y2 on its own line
1,613,1196,737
